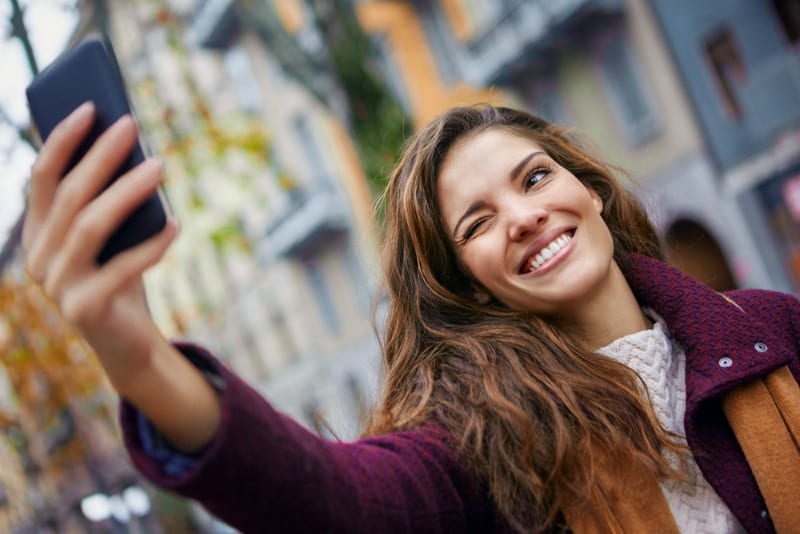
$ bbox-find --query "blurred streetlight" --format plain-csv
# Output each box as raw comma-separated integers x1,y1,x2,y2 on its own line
80,485,152,532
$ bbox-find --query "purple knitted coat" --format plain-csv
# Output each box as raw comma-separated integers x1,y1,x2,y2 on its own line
121,255,800,533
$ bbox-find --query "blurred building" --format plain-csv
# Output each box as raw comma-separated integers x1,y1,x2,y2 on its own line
355,0,780,291
2,0,392,529
95,0,384,447
649,0,800,293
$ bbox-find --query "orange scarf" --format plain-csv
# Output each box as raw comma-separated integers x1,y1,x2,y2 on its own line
723,366,800,533
565,366,800,533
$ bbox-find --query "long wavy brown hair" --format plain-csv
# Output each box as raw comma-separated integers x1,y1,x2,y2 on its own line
364,105,685,531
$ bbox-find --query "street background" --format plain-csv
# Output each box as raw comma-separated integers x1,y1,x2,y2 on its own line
1,0,800,531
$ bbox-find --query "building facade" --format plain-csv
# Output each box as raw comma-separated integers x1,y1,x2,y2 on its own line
103,0,384,444
355,0,779,291
649,0,800,293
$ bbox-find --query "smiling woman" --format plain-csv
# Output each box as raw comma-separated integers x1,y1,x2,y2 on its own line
21,103,800,533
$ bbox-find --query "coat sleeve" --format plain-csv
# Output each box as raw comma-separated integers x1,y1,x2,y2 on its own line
119,344,494,534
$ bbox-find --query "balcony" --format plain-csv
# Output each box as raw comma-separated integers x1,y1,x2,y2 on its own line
258,189,350,262
188,0,239,49
737,52,800,145
455,0,624,85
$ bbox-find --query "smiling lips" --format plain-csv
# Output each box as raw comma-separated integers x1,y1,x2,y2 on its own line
525,232,573,273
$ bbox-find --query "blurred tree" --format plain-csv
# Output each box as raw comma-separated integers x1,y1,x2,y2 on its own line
240,0,409,198
136,1,278,256
308,0,408,194
0,283,131,531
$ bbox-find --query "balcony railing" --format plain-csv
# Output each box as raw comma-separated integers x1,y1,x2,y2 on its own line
188,0,239,49
258,188,350,262
458,0,624,85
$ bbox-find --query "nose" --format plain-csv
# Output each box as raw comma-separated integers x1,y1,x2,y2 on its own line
506,202,547,242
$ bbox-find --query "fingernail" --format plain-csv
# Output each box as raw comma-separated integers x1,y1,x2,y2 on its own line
113,114,135,129
73,101,94,117
150,158,164,173
144,158,164,179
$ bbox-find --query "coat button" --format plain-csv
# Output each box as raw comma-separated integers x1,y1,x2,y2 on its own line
719,357,733,368
754,342,768,353
761,510,769,520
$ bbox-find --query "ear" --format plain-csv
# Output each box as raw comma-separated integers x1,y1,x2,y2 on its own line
586,185,604,214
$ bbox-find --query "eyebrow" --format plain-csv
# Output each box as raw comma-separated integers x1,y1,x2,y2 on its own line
452,150,546,237
509,151,545,182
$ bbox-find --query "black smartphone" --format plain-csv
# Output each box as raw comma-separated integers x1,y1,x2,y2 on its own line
25,36,168,265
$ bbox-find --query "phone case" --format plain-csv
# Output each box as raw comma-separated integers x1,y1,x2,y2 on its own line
26,37,167,264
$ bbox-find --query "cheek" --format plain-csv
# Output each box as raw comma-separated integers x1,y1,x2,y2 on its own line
461,244,501,286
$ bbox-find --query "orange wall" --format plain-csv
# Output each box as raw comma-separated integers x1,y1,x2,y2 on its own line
357,1,505,128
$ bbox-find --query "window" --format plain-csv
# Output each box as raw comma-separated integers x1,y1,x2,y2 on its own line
239,304,268,379
224,45,262,112
772,0,800,44
461,0,507,36
528,80,571,126
704,27,746,119
371,34,412,111
596,33,661,146
303,258,341,334
269,307,299,362
418,4,460,85
293,114,331,189
343,240,371,315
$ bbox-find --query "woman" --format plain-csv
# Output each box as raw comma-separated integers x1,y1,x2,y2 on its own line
23,103,800,533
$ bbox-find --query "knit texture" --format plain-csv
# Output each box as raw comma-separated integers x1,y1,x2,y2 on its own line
597,314,744,533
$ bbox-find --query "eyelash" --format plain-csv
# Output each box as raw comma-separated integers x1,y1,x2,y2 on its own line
461,218,487,242
523,165,553,191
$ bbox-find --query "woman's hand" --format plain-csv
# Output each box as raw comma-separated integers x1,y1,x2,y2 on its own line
23,102,177,384
22,102,220,452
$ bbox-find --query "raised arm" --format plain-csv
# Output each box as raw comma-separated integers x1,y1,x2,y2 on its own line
23,105,495,532
22,103,219,452
120,345,493,533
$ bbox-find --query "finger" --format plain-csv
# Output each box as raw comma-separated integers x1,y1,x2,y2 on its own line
59,219,179,326
43,158,164,295
27,116,139,282
25,102,95,247
65,114,139,198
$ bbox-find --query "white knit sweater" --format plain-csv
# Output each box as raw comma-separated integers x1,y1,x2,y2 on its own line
596,312,745,533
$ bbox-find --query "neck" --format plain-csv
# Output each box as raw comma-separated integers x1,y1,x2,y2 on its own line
553,261,652,351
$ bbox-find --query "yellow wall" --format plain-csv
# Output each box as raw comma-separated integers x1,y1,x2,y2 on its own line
272,0,306,33
357,1,505,128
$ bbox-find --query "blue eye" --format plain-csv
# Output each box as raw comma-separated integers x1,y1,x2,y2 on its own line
524,167,551,190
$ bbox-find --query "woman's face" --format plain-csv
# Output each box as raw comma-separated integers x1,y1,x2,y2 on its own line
437,128,616,317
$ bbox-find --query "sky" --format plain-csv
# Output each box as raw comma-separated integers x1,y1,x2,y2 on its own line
0,0,78,248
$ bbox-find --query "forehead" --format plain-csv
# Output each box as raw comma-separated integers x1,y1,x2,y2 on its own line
441,129,544,177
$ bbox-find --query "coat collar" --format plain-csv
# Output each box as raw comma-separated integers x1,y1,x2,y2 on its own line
619,254,793,408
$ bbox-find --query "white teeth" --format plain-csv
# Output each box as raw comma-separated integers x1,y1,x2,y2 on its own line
527,233,572,272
